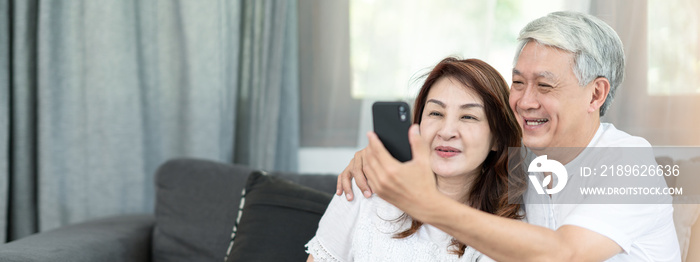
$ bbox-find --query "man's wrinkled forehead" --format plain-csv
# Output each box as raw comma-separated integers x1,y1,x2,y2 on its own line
512,69,559,82
517,40,575,63
513,42,576,82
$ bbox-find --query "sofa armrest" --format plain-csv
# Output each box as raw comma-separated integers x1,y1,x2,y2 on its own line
0,214,155,262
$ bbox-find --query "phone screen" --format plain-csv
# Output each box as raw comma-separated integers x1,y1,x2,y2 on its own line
372,101,412,162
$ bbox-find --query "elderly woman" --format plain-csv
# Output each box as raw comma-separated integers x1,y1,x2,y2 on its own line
306,57,526,261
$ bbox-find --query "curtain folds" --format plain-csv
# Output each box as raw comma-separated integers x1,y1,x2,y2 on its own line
1,0,299,242
0,0,10,244
235,0,299,171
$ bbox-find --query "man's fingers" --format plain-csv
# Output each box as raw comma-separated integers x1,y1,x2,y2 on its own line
354,173,372,198
341,172,354,201
340,158,355,201
336,165,348,196
351,149,372,198
362,144,381,194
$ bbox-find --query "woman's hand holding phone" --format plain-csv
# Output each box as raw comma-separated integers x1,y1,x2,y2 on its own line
337,101,425,202
363,124,439,219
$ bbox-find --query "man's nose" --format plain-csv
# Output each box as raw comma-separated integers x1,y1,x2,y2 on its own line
517,85,540,110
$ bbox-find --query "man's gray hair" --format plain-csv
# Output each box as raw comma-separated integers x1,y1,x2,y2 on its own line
513,11,625,116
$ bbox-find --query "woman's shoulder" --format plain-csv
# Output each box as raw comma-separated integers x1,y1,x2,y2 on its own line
321,179,378,222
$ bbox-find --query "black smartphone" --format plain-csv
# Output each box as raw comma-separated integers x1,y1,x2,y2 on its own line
372,101,413,162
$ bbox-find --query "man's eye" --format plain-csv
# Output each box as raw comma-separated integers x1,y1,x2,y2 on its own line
511,81,524,90
538,83,553,88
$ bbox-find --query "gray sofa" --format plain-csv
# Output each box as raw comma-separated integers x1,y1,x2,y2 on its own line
0,158,338,262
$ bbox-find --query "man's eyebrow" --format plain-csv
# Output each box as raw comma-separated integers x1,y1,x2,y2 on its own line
512,69,558,81
539,71,558,81
427,99,483,109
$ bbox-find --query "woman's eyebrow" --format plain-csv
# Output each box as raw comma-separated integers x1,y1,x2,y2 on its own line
427,99,483,109
427,99,446,108
460,103,483,109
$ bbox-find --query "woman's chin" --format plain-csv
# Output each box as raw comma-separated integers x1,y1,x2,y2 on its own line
432,161,480,179
432,167,464,178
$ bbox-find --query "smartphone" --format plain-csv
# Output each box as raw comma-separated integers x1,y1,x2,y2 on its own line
372,101,413,162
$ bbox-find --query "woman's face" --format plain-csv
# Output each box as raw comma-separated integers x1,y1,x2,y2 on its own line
420,76,494,179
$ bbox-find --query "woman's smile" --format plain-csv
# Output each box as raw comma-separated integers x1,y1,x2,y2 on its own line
435,146,462,158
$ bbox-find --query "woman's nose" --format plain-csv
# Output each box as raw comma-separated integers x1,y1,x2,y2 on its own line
437,119,458,140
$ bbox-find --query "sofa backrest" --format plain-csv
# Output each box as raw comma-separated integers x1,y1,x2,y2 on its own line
151,158,337,262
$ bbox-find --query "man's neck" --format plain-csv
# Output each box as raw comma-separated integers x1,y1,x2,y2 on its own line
532,117,601,165
580,117,601,147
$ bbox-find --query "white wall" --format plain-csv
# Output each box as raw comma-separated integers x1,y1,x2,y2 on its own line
298,99,376,174
298,147,359,174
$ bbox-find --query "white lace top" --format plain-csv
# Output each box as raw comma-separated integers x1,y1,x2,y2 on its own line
305,180,494,262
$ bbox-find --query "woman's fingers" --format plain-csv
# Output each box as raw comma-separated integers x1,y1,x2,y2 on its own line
364,131,405,196
366,131,397,166
408,124,430,164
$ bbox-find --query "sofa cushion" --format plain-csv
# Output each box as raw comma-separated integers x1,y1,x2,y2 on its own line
0,214,154,262
152,158,254,262
269,170,339,195
225,171,333,262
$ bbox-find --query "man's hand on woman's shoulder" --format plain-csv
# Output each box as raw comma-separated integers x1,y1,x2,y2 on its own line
337,148,373,201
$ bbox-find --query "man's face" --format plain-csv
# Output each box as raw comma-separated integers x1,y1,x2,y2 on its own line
509,41,596,149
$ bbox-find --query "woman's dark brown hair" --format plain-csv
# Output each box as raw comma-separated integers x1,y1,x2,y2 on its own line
394,57,526,257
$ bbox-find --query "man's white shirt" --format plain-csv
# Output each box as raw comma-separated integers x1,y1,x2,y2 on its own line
524,123,681,261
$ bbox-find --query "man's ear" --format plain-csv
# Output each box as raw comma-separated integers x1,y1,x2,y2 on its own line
588,77,610,114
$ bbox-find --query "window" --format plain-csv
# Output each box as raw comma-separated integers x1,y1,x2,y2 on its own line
299,0,361,147
647,0,700,95
350,0,574,100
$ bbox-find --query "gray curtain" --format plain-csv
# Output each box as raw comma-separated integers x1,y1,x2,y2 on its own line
0,0,9,246
0,0,299,242
236,0,300,171
297,0,360,147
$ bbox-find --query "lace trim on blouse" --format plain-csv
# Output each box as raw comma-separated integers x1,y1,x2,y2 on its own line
305,236,342,262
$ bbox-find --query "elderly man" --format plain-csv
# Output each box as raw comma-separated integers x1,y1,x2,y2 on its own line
337,11,680,261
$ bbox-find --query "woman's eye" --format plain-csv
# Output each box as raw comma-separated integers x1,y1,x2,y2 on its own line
428,111,442,117
538,83,553,88
462,115,477,120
